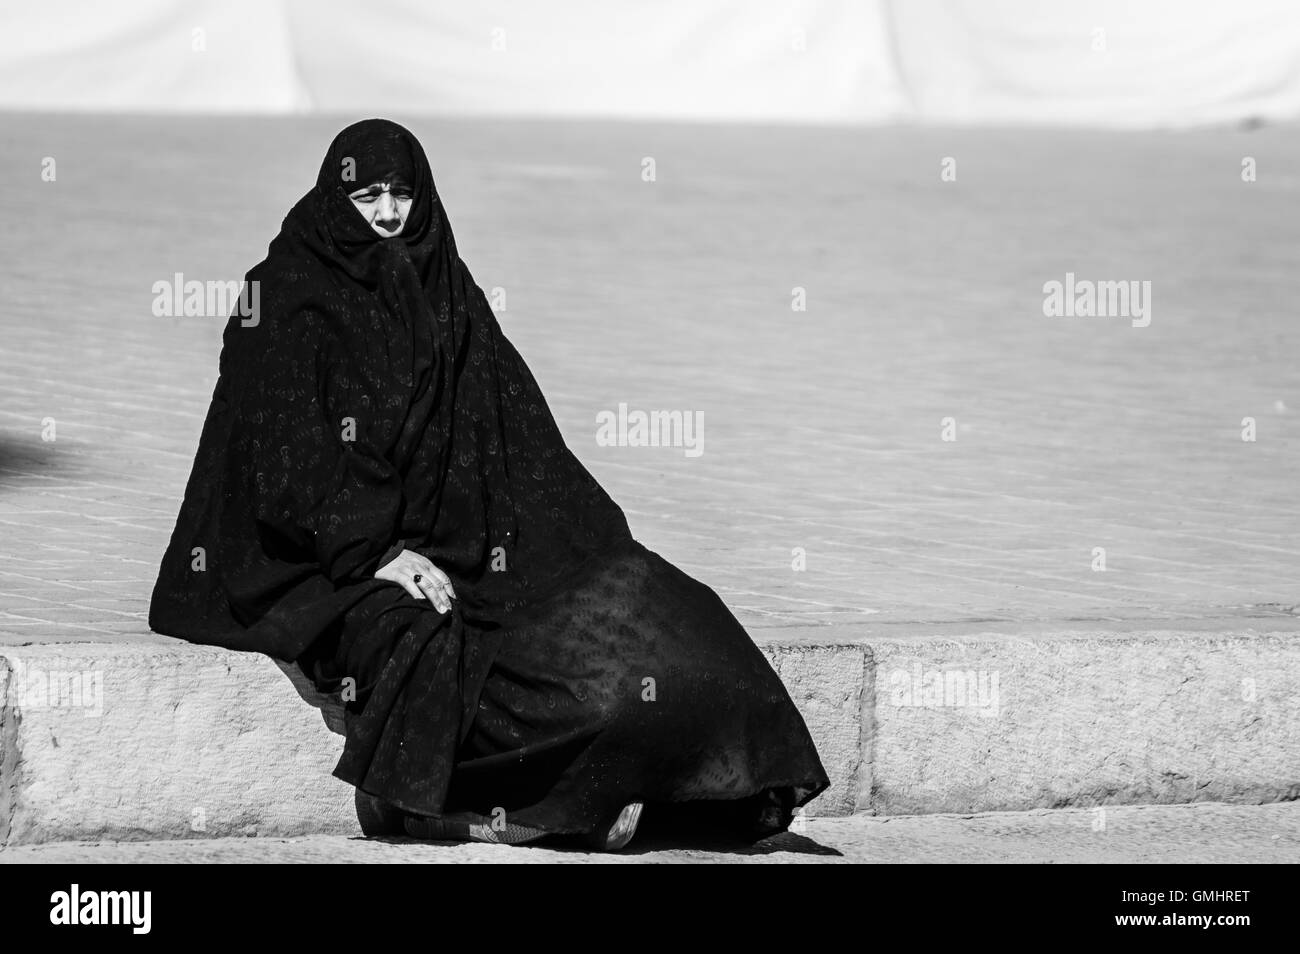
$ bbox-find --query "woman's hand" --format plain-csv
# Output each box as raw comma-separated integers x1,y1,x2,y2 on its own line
374,549,457,613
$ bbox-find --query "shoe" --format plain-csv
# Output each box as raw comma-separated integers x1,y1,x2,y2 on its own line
588,801,643,851
405,810,548,845
465,814,549,845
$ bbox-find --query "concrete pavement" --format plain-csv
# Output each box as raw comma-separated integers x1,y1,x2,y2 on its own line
3,801,1297,863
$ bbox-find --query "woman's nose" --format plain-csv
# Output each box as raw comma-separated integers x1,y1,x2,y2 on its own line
375,192,400,223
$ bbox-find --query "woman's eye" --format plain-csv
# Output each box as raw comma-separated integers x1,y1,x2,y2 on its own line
352,195,377,203
393,191,412,200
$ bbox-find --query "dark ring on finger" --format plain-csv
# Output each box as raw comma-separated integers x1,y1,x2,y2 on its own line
413,573,423,584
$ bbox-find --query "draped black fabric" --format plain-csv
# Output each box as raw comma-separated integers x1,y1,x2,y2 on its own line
149,119,830,840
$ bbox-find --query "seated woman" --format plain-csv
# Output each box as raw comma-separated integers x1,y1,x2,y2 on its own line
148,118,829,851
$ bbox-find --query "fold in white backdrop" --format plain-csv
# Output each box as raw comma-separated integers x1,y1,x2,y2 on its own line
4,0,1300,126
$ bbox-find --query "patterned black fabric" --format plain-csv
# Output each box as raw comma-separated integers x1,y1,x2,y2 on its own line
149,119,829,839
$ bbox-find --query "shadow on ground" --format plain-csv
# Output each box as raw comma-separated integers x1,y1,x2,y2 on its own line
0,432,80,481
352,828,842,858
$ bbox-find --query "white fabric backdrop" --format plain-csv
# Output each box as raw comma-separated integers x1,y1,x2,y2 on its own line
3,0,1300,126
890,0,1300,127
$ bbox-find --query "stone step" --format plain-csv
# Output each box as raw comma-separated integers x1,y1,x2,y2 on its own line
2,621,1297,845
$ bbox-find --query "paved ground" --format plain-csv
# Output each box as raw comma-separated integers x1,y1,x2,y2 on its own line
2,801,1296,863
0,113,1297,642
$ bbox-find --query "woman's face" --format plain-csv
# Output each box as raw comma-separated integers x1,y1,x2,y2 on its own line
349,175,414,237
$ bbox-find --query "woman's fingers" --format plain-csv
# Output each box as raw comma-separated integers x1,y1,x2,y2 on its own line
414,559,457,601
397,578,427,602
415,575,452,613
412,562,454,612
373,550,456,611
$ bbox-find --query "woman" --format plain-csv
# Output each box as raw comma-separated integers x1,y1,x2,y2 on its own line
149,119,829,851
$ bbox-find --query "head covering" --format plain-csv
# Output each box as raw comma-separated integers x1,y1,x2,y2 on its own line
148,119,632,661
306,118,435,277
328,118,420,198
